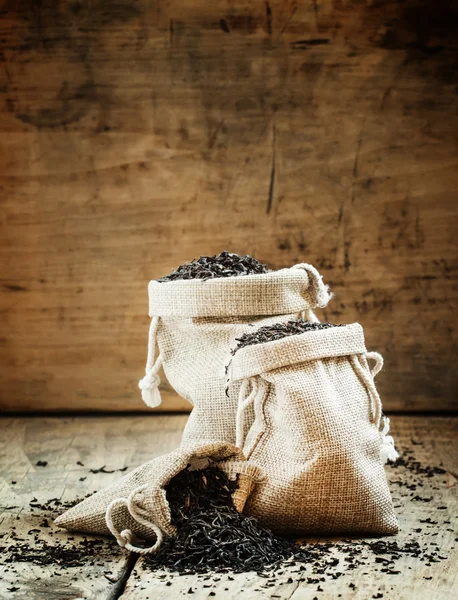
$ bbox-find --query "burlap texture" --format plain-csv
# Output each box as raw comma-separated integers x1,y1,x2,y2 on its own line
229,323,399,536
148,264,331,446
55,441,260,539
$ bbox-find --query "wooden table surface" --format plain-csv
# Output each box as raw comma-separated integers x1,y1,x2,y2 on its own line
0,415,456,600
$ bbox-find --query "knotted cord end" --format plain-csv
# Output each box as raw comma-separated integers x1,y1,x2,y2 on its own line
105,489,164,555
380,417,399,464
139,373,162,408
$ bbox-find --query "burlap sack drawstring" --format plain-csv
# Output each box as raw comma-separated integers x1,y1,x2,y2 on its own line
350,351,399,464
350,353,383,428
138,316,163,408
365,351,384,378
105,484,164,555
236,378,255,449
235,377,266,450
292,263,333,309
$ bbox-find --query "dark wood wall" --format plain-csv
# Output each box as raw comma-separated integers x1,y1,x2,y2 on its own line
1,0,457,412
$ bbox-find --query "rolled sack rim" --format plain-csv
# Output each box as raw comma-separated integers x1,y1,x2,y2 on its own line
228,322,367,381
147,266,323,317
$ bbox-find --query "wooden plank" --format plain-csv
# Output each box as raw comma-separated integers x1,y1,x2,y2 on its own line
121,415,458,599
0,414,187,599
0,1,457,412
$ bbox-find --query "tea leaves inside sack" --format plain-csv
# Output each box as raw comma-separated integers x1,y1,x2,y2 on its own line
157,252,269,282
232,319,340,354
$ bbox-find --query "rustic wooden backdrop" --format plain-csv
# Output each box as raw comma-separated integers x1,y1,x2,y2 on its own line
0,0,457,412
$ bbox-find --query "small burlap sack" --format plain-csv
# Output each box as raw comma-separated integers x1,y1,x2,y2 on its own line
55,441,261,554
139,263,332,446
228,322,399,536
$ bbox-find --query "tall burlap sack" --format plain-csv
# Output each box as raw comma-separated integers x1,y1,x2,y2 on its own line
139,263,332,446
55,441,261,554
228,322,399,536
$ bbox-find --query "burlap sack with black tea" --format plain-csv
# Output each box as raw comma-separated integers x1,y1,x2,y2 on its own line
228,323,399,535
56,441,260,553
139,264,332,447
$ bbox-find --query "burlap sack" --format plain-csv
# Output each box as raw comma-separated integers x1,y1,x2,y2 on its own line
139,264,332,446
55,441,261,554
228,322,399,536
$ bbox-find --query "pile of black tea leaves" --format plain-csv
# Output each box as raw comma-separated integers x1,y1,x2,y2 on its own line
157,252,269,282
144,465,301,574
232,319,340,354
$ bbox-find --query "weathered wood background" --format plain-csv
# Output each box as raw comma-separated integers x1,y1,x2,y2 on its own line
0,0,457,412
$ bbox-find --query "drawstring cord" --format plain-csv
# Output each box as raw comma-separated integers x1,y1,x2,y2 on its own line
350,354,382,427
235,378,258,450
365,351,384,377
105,484,164,555
138,316,163,408
351,352,399,464
235,377,269,454
292,263,333,309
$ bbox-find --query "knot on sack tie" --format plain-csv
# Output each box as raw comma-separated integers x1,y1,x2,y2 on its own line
380,416,399,464
105,485,164,555
139,316,163,408
293,263,333,309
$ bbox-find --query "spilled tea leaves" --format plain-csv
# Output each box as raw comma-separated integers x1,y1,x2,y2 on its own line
144,466,300,574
